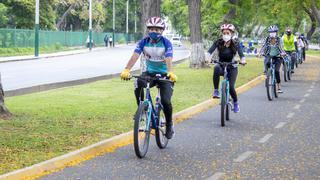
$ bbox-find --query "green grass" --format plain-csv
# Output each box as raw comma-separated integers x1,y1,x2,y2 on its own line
306,49,320,56
0,45,81,57
0,59,263,174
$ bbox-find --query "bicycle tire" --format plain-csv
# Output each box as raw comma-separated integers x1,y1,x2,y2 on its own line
288,64,291,81
133,103,150,158
220,82,227,126
283,62,288,82
226,102,230,121
266,69,273,101
274,79,278,98
155,106,169,149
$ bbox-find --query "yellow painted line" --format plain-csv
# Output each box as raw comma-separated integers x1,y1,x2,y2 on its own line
0,75,265,180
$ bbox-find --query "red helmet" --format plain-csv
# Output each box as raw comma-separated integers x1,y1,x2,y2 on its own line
220,24,235,32
146,16,165,29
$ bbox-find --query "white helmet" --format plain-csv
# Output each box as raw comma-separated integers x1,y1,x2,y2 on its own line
220,23,235,32
146,16,165,29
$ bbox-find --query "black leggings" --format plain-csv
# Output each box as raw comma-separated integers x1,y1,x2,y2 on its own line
266,56,282,84
213,65,238,102
134,76,174,126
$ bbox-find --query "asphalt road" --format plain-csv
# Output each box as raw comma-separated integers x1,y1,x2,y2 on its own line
0,45,190,91
39,56,320,179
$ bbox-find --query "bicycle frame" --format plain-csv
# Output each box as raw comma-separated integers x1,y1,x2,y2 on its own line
221,66,231,107
143,82,162,131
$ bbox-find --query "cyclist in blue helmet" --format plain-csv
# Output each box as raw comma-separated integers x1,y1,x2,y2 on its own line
259,25,286,93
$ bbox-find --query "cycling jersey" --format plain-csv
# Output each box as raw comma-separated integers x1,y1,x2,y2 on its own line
134,37,173,74
282,34,297,51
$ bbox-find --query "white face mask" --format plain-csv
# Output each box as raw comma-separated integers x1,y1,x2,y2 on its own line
223,35,232,42
269,32,277,38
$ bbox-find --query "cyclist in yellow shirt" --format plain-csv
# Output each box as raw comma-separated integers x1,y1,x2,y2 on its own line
282,27,298,73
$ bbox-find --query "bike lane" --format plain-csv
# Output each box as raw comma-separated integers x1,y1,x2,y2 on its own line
39,56,320,179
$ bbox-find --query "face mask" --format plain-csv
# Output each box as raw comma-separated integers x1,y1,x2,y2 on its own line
286,32,291,36
148,32,161,40
222,34,232,42
269,32,277,38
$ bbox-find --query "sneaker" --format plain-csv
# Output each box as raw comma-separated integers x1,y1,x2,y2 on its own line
233,102,240,113
278,89,283,93
212,89,220,98
165,125,174,139
291,70,294,74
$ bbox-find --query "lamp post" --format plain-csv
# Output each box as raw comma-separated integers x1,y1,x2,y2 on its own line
112,0,115,47
89,0,93,50
35,0,39,57
126,0,129,44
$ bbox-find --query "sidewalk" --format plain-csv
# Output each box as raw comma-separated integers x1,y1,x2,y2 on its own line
0,44,133,63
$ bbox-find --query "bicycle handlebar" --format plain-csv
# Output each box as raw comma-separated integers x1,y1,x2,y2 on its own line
213,60,246,66
131,75,173,83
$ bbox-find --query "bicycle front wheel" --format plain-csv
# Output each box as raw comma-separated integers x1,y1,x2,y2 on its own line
265,70,273,101
155,106,169,149
220,82,227,126
133,103,151,158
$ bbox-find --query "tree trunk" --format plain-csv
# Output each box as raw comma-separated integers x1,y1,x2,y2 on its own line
311,0,320,25
56,4,76,30
223,0,238,22
140,0,161,35
303,5,317,40
188,0,206,68
0,73,11,119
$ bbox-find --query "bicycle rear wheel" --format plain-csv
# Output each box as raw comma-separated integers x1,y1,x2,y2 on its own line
226,101,230,121
287,64,291,81
220,82,227,126
265,70,273,101
155,106,169,149
133,103,151,158
283,62,288,82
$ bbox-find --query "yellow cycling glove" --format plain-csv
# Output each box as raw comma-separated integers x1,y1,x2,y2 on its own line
120,68,131,80
167,71,178,82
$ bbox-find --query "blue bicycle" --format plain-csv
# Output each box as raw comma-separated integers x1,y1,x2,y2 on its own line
265,57,278,101
132,75,171,158
213,61,241,127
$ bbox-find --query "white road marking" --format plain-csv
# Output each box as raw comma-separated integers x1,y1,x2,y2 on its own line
275,122,287,129
304,93,310,97
312,82,316,85
294,104,301,109
286,112,295,119
258,134,273,143
206,172,226,180
234,151,255,163
300,99,306,103
307,89,313,92
310,85,314,89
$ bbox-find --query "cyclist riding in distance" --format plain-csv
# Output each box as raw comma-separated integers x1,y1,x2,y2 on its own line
120,16,177,139
259,25,286,93
300,33,309,61
282,27,298,73
207,23,246,113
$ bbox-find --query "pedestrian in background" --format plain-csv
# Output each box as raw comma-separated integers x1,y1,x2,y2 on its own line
104,34,109,47
109,36,113,47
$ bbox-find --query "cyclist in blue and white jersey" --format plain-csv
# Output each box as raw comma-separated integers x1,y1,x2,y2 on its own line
120,16,177,139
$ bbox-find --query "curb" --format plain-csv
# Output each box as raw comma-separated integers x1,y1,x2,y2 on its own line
0,74,264,180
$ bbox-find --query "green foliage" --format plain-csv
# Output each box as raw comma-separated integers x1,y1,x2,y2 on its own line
0,3,8,27
161,0,189,36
